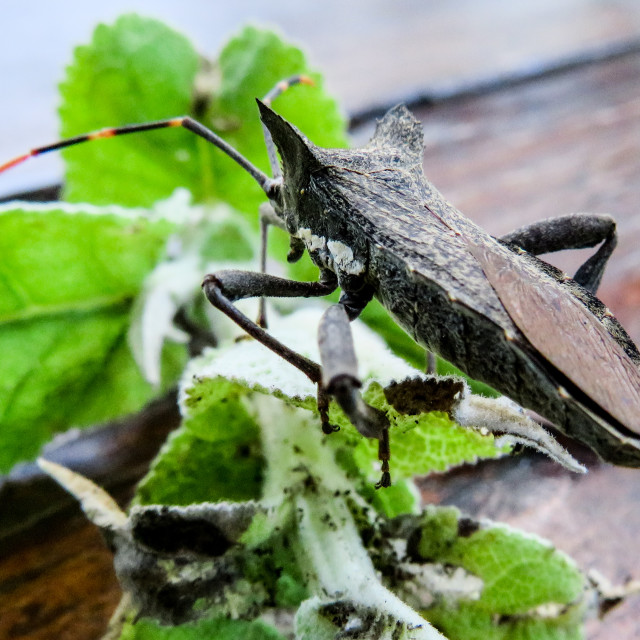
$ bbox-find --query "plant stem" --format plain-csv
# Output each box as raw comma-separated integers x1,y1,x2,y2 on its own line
254,395,445,639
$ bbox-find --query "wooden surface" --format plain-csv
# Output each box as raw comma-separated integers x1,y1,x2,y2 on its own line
2,3,640,639
0,395,180,640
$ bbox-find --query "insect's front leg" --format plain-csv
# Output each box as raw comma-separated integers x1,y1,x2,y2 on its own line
202,269,337,384
256,203,286,329
500,213,616,294
202,269,363,443
318,295,391,489
202,270,392,487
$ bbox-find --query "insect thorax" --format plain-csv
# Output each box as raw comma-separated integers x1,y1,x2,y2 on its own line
283,172,370,291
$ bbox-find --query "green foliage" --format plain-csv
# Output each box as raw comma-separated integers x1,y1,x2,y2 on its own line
59,17,347,217
120,616,287,640
333,381,505,481
60,14,201,206
427,601,585,640
0,204,172,319
0,202,178,471
167,312,506,494
126,313,585,637
414,507,585,638
135,394,264,506
211,25,348,215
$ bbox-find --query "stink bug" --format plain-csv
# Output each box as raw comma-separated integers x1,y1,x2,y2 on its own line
3,79,640,488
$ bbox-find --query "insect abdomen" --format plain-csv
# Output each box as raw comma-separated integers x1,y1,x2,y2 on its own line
370,243,640,466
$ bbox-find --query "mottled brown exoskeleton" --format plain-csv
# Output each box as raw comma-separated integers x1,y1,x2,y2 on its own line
3,80,640,487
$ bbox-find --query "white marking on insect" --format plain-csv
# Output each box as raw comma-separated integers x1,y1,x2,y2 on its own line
296,227,326,251
327,240,365,275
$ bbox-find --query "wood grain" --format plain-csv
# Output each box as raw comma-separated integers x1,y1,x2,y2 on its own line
0,520,121,640
0,395,180,640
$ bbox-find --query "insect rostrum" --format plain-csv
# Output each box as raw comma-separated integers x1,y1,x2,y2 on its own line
206,99,640,475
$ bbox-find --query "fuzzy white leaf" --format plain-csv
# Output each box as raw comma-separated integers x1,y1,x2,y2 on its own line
128,190,259,385
180,305,417,409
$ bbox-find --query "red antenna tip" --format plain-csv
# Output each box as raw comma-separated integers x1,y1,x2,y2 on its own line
0,152,32,174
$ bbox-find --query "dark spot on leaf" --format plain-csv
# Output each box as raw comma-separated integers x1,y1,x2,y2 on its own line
457,517,480,538
405,525,423,561
132,508,232,556
319,600,358,627
236,444,251,458
303,474,318,492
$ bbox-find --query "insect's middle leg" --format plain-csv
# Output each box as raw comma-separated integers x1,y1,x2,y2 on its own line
254,202,313,329
500,213,617,294
255,203,288,328
318,299,391,488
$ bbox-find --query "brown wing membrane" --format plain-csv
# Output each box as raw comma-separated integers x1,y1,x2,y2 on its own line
468,239,640,435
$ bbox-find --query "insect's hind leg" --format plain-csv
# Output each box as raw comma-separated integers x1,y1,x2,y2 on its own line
500,213,616,294
318,302,391,488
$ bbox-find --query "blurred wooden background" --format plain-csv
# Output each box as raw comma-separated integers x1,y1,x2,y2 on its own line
2,1,640,638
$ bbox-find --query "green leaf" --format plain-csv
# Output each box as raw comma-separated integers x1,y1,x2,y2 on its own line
427,604,584,640
449,529,583,613
362,479,421,519
120,616,287,640
137,308,504,505
59,17,347,217
125,305,587,637
60,14,201,206
0,203,172,320
211,25,348,216
128,195,258,385
329,381,504,483
415,506,586,640
134,406,264,506
0,201,176,471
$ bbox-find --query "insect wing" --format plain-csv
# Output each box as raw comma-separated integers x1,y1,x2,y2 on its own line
468,240,640,435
